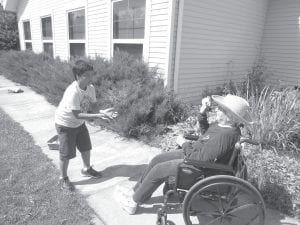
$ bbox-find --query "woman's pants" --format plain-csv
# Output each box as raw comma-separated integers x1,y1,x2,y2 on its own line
132,150,185,203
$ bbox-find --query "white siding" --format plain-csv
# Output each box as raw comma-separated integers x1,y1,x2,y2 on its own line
174,0,269,103
17,0,88,60
87,0,109,58
261,0,300,86
147,0,173,80
17,0,110,60
166,0,179,90
16,0,170,75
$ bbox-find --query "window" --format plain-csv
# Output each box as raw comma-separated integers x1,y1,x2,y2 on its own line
25,42,32,50
41,16,54,57
112,0,145,58
23,21,32,50
68,9,86,57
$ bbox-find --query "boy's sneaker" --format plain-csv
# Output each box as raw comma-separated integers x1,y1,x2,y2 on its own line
81,167,102,178
114,190,137,215
59,177,75,191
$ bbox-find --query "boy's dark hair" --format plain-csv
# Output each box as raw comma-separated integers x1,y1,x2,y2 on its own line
72,59,94,80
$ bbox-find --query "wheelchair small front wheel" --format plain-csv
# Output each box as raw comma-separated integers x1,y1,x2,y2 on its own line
182,175,265,225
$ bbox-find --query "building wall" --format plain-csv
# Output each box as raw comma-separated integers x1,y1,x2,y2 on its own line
17,0,108,60
86,0,109,58
147,0,173,81
174,0,270,103
16,0,172,79
261,0,300,86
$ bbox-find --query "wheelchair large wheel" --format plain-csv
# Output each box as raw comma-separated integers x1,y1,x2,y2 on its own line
182,175,265,225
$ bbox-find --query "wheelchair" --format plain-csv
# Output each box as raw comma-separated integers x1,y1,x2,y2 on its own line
156,138,266,225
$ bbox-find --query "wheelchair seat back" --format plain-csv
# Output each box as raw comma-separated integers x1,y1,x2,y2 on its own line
175,141,244,190
175,160,235,190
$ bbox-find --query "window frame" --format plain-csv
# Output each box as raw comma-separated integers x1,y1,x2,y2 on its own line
23,20,32,50
40,15,54,57
111,0,147,58
67,7,87,58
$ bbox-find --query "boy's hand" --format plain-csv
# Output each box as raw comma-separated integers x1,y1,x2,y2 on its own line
96,114,111,121
100,108,118,120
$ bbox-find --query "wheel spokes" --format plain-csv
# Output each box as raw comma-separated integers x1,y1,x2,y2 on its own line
244,214,259,225
203,217,221,225
216,186,225,212
184,180,265,225
189,210,222,218
227,203,257,214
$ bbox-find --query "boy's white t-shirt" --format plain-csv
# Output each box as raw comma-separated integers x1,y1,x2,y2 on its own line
55,81,97,128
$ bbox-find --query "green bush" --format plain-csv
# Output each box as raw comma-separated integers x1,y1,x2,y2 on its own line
0,51,73,105
91,52,187,137
245,146,299,215
0,7,19,50
0,50,187,138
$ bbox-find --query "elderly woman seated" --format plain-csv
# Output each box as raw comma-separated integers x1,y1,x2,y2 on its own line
114,94,253,214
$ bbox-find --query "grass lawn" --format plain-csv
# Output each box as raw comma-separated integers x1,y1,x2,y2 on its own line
0,108,96,225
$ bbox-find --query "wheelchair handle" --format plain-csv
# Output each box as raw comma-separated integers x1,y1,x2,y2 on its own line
230,138,260,167
234,138,260,153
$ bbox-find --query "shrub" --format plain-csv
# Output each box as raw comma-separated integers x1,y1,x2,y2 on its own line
242,56,270,99
0,50,187,138
245,146,299,215
0,7,19,50
91,52,187,137
0,50,73,105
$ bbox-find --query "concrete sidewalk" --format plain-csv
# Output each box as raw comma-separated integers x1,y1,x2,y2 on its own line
0,75,299,225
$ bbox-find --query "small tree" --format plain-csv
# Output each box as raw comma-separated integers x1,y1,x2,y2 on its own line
0,6,19,50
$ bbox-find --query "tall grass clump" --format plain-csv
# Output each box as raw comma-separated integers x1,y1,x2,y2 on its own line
200,56,299,154
248,87,300,154
0,50,187,139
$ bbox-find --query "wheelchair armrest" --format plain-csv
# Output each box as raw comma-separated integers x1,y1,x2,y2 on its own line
182,159,235,173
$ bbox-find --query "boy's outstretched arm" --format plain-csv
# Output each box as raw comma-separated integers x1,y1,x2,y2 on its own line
72,110,111,121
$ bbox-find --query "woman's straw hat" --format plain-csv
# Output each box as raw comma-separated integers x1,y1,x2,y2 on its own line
211,94,253,124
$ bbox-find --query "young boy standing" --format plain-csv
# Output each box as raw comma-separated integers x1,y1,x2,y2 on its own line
55,59,115,191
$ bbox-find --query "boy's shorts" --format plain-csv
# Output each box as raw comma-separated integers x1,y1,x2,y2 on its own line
55,123,92,160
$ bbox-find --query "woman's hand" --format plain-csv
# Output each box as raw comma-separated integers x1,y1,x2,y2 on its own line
200,96,212,114
175,135,186,147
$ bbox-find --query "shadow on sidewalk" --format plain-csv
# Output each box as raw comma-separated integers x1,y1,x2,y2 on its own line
72,164,147,185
